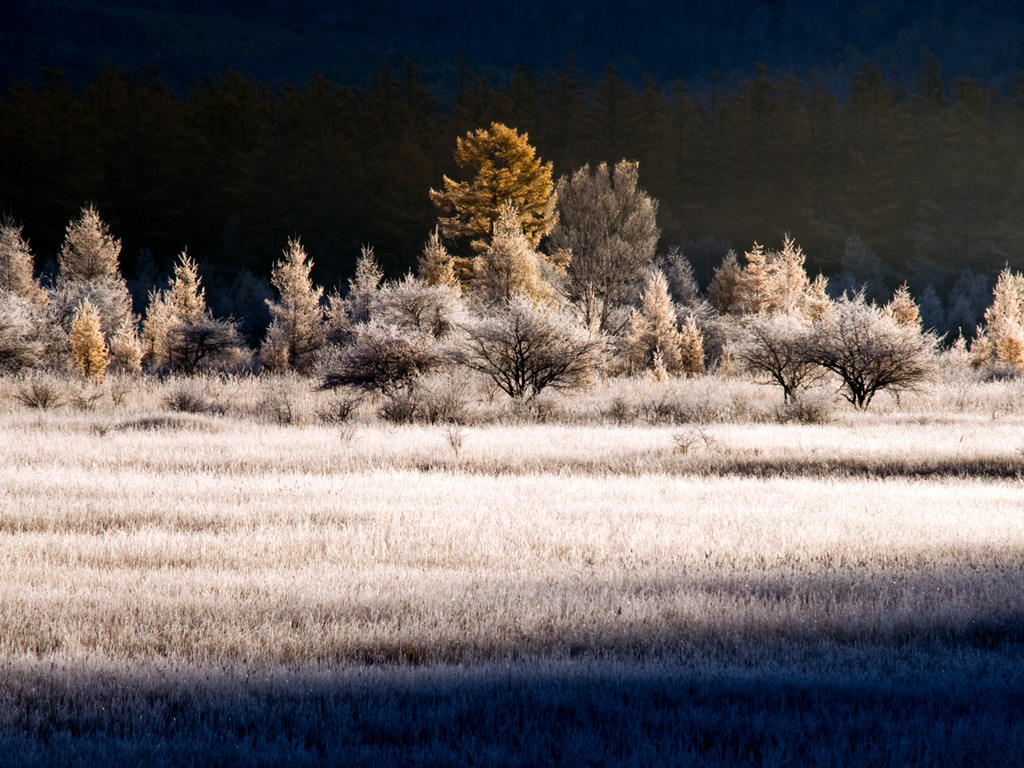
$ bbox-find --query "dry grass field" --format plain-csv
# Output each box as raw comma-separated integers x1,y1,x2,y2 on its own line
1,374,1023,766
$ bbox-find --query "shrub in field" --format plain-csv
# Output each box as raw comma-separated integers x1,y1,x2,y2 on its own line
462,295,605,400
11,373,65,410
807,295,938,409
735,313,820,403
321,321,449,394
161,378,218,414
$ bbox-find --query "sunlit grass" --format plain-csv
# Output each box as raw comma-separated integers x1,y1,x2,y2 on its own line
1,381,1022,765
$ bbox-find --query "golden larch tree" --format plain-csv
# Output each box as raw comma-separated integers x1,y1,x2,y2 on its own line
430,122,557,253
70,299,109,382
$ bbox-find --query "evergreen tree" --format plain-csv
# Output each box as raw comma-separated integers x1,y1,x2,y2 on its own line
417,227,459,290
624,270,684,374
971,267,1024,370
261,237,325,373
678,313,706,376
884,283,922,328
430,122,557,253
143,251,246,373
70,299,109,382
471,201,557,305
109,316,143,374
0,217,43,300
58,204,122,282
345,246,383,325
708,251,743,314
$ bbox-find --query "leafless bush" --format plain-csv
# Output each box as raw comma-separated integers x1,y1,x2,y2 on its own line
321,321,450,394
775,391,834,424
317,390,363,424
418,372,471,424
443,425,466,457
672,425,716,454
462,296,606,400
162,379,218,414
68,382,106,411
12,374,66,410
379,385,420,424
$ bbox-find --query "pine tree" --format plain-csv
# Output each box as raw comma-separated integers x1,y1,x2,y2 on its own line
884,283,922,327
736,242,772,314
972,267,1024,370
471,201,553,305
261,237,325,373
52,206,132,341
345,246,383,325
770,235,811,315
58,204,121,282
109,316,143,374
430,122,557,253
417,227,460,290
709,251,742,314
678,314,706,376
624,270,683,373
70,299,109,382
143,252,246,373
0,217,43,300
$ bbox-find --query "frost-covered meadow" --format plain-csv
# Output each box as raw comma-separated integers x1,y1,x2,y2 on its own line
1,374,1023,765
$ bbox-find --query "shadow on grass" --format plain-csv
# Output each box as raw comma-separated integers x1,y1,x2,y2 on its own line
2,654,1023,767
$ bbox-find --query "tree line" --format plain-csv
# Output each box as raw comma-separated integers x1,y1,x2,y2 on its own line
2,122,1023,411
2,54,1024,338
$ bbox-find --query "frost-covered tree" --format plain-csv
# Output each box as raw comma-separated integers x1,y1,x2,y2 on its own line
624,270,684,374
260,237,325,374
461,295,605,399
0,293,45,372
58,204,121,282
807,295,937,409
143,252,247,374
320,321,449,394
472,201,563,305
0,217,43,300
430,122,557,253
417,227,459,290
548,160,660,333
884,283,922,328
736,313,819,403
708,251,742,314
70,299,109,382
51,206,132,340
108,316,143,374
970,267,1024,371
374,274,464,338
677,314,705,376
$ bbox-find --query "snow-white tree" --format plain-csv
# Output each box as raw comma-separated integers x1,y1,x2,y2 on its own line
549,160,660,333
260,238,325,373
0,217,44,300
970,267,1024,370
624,270,684,374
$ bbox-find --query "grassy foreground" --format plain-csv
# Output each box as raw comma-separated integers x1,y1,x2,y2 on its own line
1,387,1023,766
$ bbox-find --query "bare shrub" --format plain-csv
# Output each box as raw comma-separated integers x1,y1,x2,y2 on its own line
808,295,938,409
672,425,716,454
379,385,420,424
775,391,834,424
317,390,363,424
321,321,449,395
462,295,606,400
735,313,820,402
68,382,106,411
162,379,218,414
418,372,471,424
443,425,466,457
12,374,66,410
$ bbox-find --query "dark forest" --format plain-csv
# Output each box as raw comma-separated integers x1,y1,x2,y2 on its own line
2,53,1023,336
